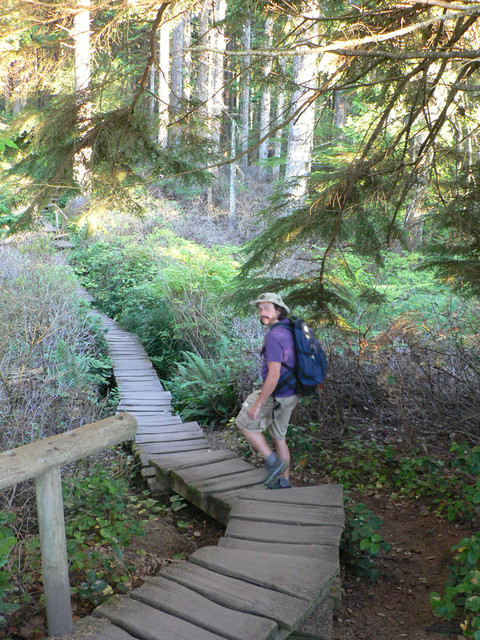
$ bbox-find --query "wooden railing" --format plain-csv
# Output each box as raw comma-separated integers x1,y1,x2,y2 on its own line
0,413,138,638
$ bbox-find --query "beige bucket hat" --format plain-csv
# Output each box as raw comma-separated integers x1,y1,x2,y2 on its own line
250,292,290,314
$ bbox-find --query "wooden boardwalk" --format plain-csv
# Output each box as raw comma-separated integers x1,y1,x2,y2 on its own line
66,310,344,640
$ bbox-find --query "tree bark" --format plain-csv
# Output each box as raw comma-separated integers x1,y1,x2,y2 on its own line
259,16,274,163
210,0,226,151
240,16,251,174
72,0,92,192
272,57,286,180
285,1,319,203
157,18,170,147
169,17,184,142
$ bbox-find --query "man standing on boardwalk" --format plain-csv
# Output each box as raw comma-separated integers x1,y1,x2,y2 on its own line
235,292,299,489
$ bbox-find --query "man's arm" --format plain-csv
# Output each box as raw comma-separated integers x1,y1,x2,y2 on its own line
247,361,281,420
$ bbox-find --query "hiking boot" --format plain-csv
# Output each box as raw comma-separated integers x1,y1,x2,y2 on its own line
264,453,287,485
267,478,291,490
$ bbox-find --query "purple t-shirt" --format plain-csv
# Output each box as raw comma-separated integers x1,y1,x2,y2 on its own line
261,322,297,397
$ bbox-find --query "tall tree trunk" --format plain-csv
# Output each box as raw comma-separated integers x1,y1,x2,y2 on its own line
183,15,192,101
148,64,156,124
210,0,226,152
195,0,209,113
272,57,286,180
169,18,184,142
240,16,251,174
157,19,170,147
404,132,431,248
72,0,92,193
258,16,274,163
285,1,319,203
229,118,237,231
333,90,347,130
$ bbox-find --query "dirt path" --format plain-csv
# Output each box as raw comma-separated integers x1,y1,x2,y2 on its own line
333,494,472,640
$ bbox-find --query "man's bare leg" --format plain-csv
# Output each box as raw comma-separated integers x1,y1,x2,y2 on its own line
273,437,290,480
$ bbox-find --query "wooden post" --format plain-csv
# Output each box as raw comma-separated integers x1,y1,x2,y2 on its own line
36,465,73,637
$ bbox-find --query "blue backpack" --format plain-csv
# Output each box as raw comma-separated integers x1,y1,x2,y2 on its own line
271,318,328,396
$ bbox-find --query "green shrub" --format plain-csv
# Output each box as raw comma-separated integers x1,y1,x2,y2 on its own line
168,342,251,428
0,512,18,627
340,501,391,581
431,532,480,638
316,437,396,491
62,464,160,603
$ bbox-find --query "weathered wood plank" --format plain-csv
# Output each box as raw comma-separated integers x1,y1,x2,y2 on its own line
135,440,209,454
170,468,265,502
207,489,250,525
135,415,183,427
237,484,344,508
0,414,137,490
189,546,338,602
94,595,228,640
63,615,138,640
135,431,205,444
118,397,172,405
115,375,160,382
118,392,171,400
159,561,311,631
132,575,277,640
217,537,339,563
172,458,257,484
147,449,238,472
136,420,201,432
225,520,343,547
228,500,345,527
137,424,199,436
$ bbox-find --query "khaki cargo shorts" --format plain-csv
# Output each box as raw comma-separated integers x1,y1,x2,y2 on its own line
235,390,299,440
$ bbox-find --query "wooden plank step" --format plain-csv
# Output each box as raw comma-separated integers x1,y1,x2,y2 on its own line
118,392,171,400
135,440,210,454
228,499,345,527
238,484,344,508
171,467,264,501
224,520,343,547
135,415,182,426
137,424,199,436
118,402,172,410
208,489,252,525
168,469,265,520
64,615,137,640
118,390,165,397
135,431,205,444
119,393,171,402
138,420,198,430
189,546,338,603
119,407,172,414
113,361,155,366
217,537,338,562
160,561,311,631
145,449,237,471
124,411,173,418
131,574,278,640
171,458,257,484
94,595,227,640
114,369,158,383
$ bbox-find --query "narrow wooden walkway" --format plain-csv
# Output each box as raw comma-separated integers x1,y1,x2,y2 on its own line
66,310,344,640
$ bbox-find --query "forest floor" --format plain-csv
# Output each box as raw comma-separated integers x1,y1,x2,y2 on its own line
331,492,471,640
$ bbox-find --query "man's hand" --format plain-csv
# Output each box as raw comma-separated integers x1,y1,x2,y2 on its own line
247,361,281,421
247,402,261,421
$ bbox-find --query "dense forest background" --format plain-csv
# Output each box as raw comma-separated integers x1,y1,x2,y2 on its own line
2,1,480,638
